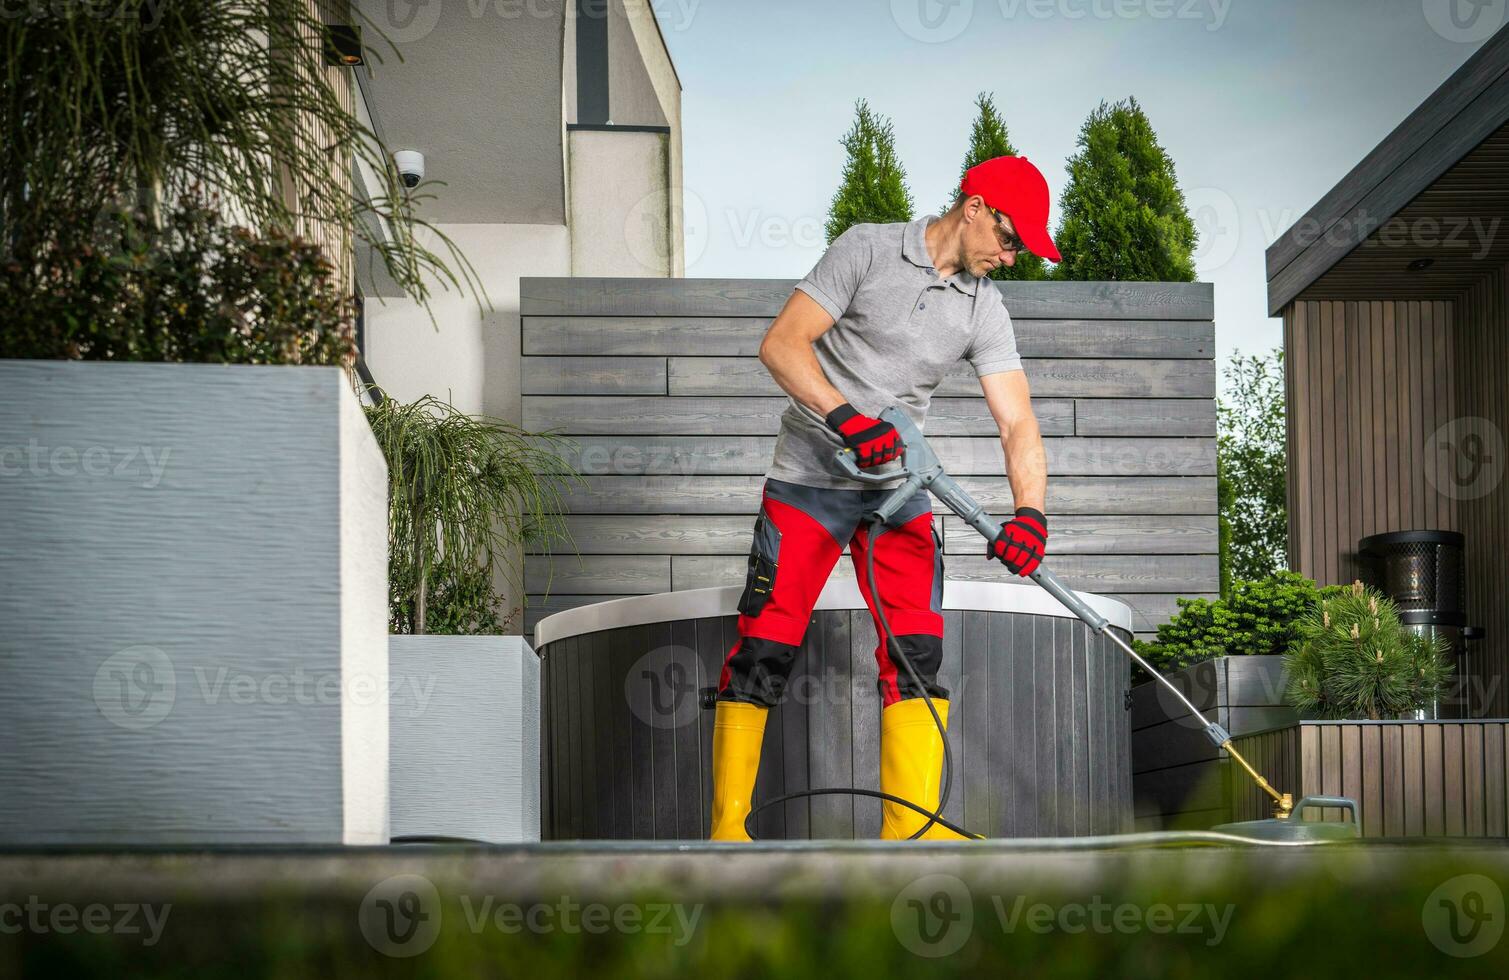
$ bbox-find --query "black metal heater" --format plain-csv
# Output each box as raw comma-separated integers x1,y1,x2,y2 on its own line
1357,531,1483,718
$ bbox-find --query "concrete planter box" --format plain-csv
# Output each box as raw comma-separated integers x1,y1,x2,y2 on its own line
1230,720,1509,837
1130,655,1297,830
389,635,541,843
0,360,389,845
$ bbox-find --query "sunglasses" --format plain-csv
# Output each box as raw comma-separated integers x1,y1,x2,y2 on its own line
988,207,1028,253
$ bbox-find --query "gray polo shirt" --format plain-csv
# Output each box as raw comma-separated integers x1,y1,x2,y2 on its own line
766,214,1024,491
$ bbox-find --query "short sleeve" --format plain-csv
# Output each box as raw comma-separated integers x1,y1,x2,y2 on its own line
967,290,1023,377
793,226,871,321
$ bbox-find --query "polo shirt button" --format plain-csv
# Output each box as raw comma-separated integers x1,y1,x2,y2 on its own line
919,302,926,309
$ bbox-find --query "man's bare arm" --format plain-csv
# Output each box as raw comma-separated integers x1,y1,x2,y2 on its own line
979,369,1046,513
758,290,849,418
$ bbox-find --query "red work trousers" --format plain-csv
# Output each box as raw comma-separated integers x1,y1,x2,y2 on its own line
716,477,947,708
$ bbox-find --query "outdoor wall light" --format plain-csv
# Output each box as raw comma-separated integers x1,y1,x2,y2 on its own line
324,24,364,66
1408,257,1436,272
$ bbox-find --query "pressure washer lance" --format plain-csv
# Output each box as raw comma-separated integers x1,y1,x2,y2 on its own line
826,407,1297,833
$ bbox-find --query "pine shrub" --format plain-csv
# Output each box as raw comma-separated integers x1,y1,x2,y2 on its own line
1284,581,1453,720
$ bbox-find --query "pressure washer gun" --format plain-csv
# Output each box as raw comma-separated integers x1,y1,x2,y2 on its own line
835,405,1300,823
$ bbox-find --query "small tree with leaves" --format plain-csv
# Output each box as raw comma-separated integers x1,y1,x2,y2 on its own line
941,92,1048,281
1284,582,1453,720
825,100,913,243
1052,96,1196,282
1219,348,1288,590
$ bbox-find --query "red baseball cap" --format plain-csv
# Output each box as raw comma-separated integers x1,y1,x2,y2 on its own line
959,155,1061,263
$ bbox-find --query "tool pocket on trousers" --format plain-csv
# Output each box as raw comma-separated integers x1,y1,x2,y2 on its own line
737,509,782,617
931,520,946,612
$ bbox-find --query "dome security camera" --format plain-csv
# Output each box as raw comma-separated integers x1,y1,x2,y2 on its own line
393,150,424,189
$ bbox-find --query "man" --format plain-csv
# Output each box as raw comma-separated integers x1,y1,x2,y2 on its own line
709,155,1059,841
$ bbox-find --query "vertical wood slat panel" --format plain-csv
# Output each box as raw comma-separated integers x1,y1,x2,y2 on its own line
1463,723,1483,837
1333,302,1351,582
1361,724,1382,837
1384,723,1404,836
1423,723,1443,837
1307,301,1324,578
1492,724,1508,837
1383,302,1401,535
1454,265,1507,718
1358,302,1374,543
1290,304,1306,573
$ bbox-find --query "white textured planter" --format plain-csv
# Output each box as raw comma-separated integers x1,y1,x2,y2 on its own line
0,360,389,845
389,635,541,843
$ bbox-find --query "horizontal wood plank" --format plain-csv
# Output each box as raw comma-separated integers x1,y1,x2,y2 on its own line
943,515,1219,556
525,317,1214,358
1074,398,1217,436
524,555,669,594
536,514,1219,556
664,357,1214,398
547,436,1217,476
523,395,1074,436
555,475,1218,515
670,553,1217,593
521,357,667,395
522,278,1214,320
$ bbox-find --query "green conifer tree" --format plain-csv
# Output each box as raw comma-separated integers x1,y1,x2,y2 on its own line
1052,97,1197,282
942,92,1048,281
824,100,913,243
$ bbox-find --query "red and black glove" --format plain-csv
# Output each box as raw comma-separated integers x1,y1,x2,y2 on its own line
825,403,900,469
988,507,1047,577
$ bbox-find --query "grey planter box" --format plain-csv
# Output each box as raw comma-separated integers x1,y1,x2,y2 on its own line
1130,655,1297,830
389,635,541,843
0,360,389,845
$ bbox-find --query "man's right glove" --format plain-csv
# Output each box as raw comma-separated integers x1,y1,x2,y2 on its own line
825,403,901,469
987,507,1047,577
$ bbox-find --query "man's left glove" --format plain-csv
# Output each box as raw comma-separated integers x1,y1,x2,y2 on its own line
987,507,1047,577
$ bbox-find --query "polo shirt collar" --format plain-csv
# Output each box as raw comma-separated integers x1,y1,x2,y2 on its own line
902,214,981,297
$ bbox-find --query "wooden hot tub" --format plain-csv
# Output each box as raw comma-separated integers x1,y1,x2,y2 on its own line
534,579,1135,840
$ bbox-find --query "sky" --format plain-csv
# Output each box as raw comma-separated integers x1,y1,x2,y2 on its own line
651,0,1502,385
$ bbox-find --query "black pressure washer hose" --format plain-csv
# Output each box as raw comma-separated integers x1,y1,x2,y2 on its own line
742,515,983,842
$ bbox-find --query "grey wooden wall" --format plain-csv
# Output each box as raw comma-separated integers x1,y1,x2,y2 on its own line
520,278,1220,644
1283,287,1507,718
1231,721,1509,837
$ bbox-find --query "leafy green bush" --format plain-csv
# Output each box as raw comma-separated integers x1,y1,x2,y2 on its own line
1284,581,1453,720
0,197,355,366
1136,570,1346,674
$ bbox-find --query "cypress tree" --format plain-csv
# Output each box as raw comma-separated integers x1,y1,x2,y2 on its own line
943,92,1048,281
825,99,913,244
1052,96,1197,282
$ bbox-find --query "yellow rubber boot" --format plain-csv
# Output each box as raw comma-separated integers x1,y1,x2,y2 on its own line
709,700,769,841
879,697,971,840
